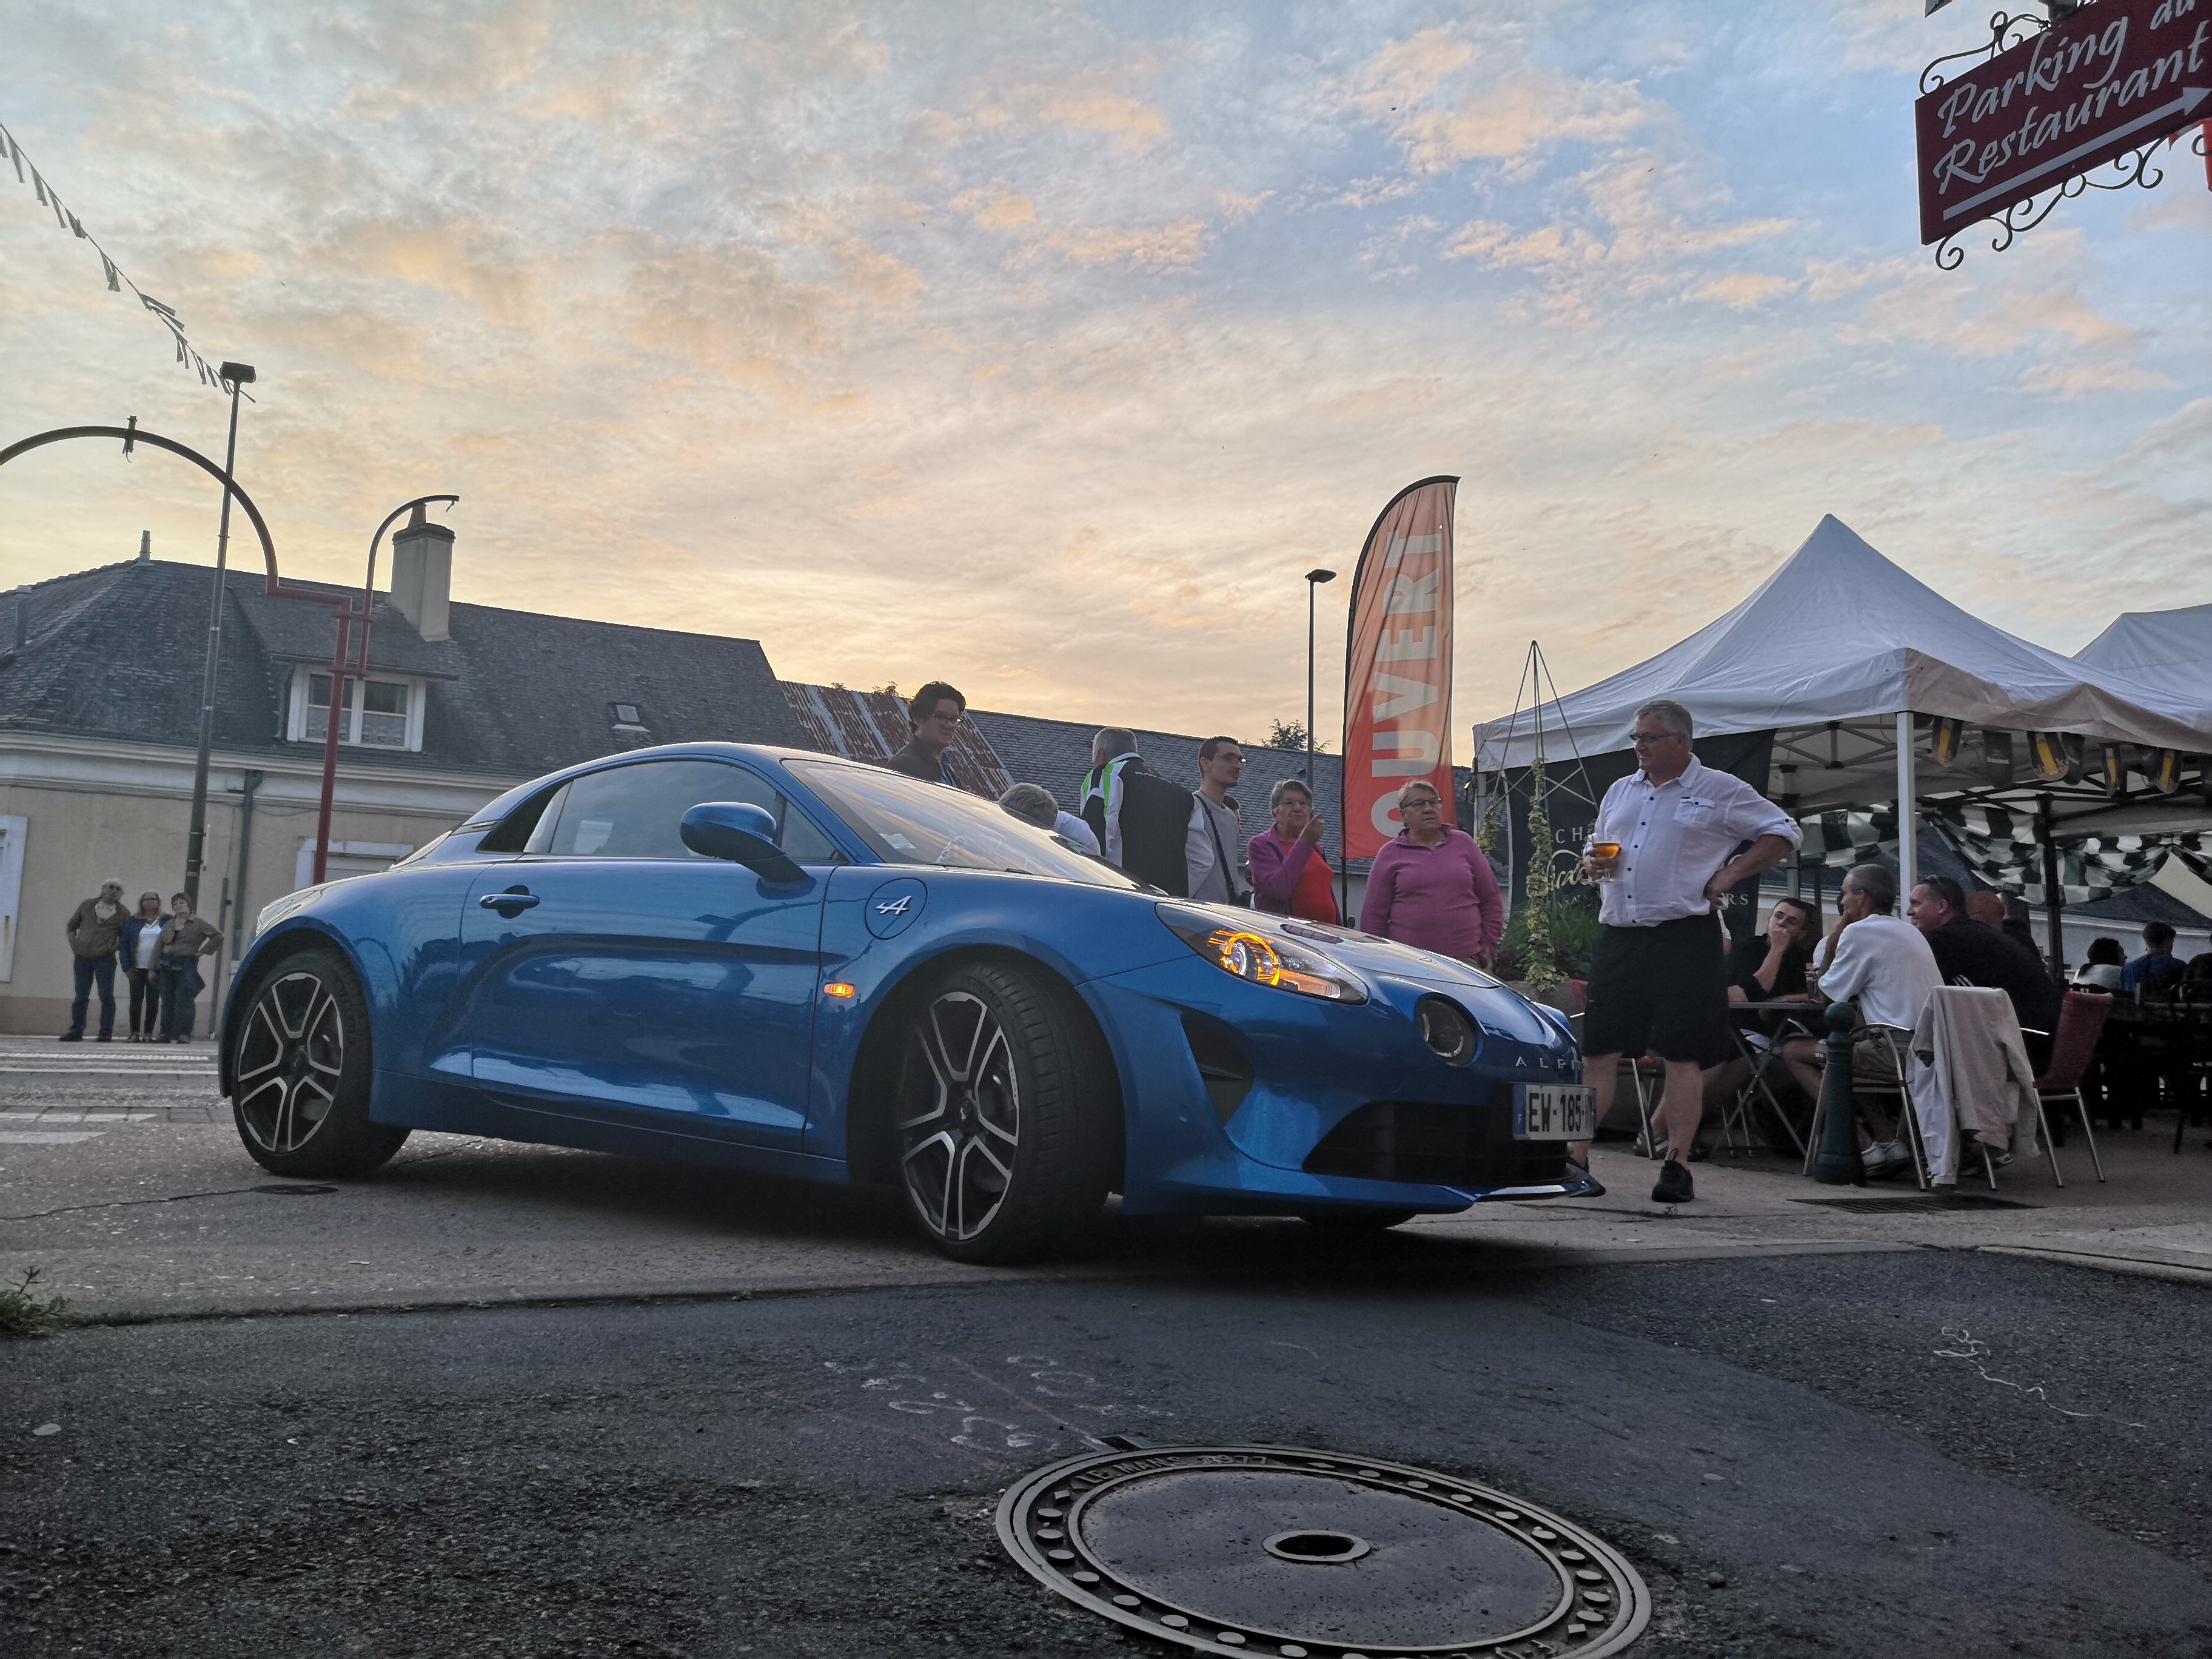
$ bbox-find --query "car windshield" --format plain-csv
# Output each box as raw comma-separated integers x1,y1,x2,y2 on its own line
784,759,1140,890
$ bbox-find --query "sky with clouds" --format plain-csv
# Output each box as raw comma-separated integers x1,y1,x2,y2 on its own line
2,1,2206,749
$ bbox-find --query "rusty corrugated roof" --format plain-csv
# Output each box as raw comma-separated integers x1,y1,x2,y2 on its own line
779,682,1014,799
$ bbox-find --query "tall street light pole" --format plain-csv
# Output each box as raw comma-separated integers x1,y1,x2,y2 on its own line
1303,568,1336,786
182,362,256,910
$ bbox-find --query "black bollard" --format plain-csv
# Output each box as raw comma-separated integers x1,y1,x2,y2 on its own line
1810,1000,1866,1185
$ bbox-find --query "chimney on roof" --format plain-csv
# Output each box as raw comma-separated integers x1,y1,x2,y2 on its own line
137,530,150,564
7,591,25,658
389,503,455,642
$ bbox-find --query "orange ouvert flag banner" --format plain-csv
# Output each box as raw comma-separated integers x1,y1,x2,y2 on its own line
1341,476,1458,862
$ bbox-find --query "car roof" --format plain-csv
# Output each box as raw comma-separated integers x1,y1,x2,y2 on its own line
461,742,855,828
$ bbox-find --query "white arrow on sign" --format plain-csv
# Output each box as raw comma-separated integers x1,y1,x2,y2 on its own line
1943,85,2211,223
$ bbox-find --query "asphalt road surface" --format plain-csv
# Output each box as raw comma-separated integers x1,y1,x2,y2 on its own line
7,1245,2210,1658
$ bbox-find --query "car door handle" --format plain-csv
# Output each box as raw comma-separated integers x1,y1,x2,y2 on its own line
480,888,540,914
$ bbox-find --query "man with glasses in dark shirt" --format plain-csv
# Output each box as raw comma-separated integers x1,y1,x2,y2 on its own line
1906,874,2060,1071
887,681,967,787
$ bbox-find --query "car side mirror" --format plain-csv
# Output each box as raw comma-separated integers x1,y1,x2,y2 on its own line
680,802,805,883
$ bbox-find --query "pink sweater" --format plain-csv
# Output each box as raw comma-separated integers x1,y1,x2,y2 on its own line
1359,828,1504,959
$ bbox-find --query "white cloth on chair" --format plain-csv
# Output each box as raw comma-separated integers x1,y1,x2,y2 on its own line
1905,986,2040,1183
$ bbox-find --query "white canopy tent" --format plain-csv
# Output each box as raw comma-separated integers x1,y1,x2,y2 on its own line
2074,603,2212,703
1473,514,2212,916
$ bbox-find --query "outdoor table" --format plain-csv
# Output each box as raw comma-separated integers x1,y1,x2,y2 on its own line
1724,999,1821,1158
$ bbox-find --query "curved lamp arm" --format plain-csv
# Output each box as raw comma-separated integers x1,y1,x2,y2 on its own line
0,423,329,605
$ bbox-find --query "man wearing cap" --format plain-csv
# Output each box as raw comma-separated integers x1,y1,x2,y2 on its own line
61,877,128,1042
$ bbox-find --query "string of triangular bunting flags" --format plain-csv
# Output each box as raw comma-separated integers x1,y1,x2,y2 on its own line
1,116,227,393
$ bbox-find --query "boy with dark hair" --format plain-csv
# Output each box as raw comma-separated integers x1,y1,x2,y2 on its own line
2123,922,2185,994
887,681,966,787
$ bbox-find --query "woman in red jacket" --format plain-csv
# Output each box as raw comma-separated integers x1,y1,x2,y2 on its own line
1246,779,1338,924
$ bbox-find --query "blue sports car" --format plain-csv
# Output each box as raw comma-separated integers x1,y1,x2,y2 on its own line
223,744,1597,1262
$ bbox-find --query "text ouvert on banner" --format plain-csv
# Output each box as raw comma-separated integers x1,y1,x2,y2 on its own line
1341,476,1458,862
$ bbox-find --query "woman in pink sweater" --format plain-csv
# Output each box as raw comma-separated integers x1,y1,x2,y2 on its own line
1358,780,1504,965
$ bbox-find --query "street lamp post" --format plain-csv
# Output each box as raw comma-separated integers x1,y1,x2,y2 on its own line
1303,568,1336,786
181,363,256,910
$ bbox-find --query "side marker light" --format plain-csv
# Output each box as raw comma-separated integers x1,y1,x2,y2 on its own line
823,982,857,999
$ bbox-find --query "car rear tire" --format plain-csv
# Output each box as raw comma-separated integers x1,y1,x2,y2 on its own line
1297,1208,1419,1232
227,948,406,1179
892,960,1113,1264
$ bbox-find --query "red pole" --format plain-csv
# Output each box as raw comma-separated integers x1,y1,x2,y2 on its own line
312,604,352,885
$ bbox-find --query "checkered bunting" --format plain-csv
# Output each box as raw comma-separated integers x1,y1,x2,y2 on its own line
1794,808,1899,870
1926,805,2210,908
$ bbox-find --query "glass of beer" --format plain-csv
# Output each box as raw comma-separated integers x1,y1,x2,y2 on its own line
1587,837,1622,880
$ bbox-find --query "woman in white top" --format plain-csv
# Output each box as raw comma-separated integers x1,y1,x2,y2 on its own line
118,890,167,1041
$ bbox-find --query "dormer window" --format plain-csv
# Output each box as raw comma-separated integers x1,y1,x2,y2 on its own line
609,702,651,748
289,668,425,751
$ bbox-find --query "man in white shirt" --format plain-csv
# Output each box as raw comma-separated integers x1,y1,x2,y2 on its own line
1781,862,1941,1175
1184,737,1252,906
1575,699,1799,1204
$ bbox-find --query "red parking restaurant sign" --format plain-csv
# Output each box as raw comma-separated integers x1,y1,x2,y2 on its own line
1915,0,2208,244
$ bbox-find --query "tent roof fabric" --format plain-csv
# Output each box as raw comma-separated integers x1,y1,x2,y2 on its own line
2074,604,2212,702
1474,516,2212,778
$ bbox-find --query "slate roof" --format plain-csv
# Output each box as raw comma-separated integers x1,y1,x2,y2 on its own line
779,683,1014,797
1,558,805,779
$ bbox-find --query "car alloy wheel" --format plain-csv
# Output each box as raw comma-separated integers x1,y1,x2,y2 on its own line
226,947,406,1179
899,990,1022,1243
235,968,347,1157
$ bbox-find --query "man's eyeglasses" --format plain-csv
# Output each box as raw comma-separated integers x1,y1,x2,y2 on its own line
1629,731,1683,747
921,709,967,728
1403,796,1443,809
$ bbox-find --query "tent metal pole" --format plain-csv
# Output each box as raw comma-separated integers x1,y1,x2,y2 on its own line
2037,793,2065,982
1895,711,1917,904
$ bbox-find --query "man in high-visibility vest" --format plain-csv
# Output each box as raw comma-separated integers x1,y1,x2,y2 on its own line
1079,728,1194,896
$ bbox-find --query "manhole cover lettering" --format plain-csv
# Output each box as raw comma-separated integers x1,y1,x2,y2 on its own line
996,1444,1649,1658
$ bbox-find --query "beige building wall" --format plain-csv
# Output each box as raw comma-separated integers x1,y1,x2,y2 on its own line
0,735,520,1034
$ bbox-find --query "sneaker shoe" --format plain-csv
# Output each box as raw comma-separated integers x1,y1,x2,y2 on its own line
58,1030,82,1042
1651,1159,1694,1204
1865,1141,1912,1175
96,1033,112,1043
1566,1156,1607,1198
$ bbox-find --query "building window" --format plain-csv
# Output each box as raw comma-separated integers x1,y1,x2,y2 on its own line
292,669,423,751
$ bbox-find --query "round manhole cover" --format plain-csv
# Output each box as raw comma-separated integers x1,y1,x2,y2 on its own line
997,1444,1647,1658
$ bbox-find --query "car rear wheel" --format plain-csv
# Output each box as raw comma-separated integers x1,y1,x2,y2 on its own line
893,960,1111,1264
228,949,406,1179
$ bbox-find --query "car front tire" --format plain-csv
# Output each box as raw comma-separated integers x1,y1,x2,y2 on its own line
227,948,406,1179
892,960,1112,1264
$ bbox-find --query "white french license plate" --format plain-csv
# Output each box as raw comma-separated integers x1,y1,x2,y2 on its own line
1513,1083,1597,1141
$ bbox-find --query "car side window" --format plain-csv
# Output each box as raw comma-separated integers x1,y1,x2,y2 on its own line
541,760,841,862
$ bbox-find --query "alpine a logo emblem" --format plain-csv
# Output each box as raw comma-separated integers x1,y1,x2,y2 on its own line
875,896,912,917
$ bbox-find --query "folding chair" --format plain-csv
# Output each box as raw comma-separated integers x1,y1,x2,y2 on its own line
2023,990,2110,1186
1621,1054,1666,1159
1800,1022,1937,1190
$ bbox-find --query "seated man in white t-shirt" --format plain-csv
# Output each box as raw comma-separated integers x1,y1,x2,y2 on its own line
1780,862,1941,1174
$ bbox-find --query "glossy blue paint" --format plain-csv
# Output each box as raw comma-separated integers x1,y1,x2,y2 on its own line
226,743,1598,1221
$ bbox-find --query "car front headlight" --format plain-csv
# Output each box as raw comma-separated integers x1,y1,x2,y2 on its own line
254,886,323,940
1156,904,1368,1004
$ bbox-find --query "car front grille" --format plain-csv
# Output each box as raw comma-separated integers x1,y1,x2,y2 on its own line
1302,1098,1569,1188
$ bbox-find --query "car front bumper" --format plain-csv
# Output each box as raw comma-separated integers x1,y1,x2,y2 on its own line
1082,955,1597,1216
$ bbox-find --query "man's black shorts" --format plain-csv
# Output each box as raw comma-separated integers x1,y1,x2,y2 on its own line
1583,913,1732,1067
